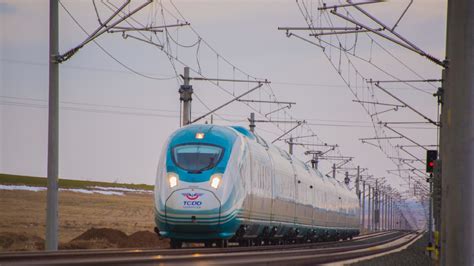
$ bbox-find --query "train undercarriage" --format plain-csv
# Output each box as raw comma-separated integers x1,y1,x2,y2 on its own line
155,224,359,249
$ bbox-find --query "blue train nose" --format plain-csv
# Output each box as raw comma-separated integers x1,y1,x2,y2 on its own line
164,188,221,224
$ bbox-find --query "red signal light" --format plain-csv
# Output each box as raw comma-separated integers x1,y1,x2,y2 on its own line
426,150,438,173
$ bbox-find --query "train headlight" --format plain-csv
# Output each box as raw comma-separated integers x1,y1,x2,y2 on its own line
210,174,222,189
168,173,179,188
195,132,205,139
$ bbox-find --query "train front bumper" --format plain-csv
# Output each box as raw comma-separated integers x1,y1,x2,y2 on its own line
155,188,239,240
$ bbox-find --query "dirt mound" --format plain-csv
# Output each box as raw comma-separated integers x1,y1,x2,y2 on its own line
124,231,169,248
64,228,169,249
0,232,44,251
61,239,117,250
0,229,170,251
71,227,128,245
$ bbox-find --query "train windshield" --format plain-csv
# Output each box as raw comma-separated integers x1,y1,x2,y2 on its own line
172,144,224,173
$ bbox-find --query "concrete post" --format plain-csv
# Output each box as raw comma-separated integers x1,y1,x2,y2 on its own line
379,192,382,231
374,180,378,231
380,193,384,231
313,155,319,169
249,112,255,133
367,185,372,232
387,196,390,230
361,181,366,232
385,195,388,230
372,185,376,231
46,0,59,251
356,166,361,227
386,195,389,230
289,137,293,155
388,197,391,230
441,1,474,264
379,188,382,231
373,185,376,231
382,192,385,231
429,177,433,249
395,208,398,230
179,67,193,126
382,193,385,230
392,198,395,230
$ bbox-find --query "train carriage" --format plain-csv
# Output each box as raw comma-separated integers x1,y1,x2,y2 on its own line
154,124,360,248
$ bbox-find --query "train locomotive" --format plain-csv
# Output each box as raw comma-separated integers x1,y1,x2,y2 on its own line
154,124,360,248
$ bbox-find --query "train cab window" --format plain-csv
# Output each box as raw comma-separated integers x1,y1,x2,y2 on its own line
172,144,224,173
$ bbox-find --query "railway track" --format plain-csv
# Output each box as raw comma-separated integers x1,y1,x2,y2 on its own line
0,230,419,265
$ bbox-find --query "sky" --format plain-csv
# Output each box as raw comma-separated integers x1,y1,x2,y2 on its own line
0,0,446,225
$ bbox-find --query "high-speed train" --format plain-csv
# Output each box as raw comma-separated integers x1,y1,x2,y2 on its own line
154,124,360,248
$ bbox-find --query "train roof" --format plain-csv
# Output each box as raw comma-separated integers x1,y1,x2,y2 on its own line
169,124,238,150
171,124,353,193
227,125,353,193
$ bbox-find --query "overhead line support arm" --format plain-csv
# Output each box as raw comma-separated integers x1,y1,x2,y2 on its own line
384,124,428,151
272,121,305,143
329,10,445,67
352,100,405,108
183,76,270,84
374,83,438,126
317,0,385,11
190,83,263,124
238,99,296,105
58,0,153,62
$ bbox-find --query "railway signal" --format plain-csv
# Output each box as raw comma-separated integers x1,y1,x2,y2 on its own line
426,150,438,173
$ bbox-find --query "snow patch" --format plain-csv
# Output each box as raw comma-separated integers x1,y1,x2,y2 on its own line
90,186,152,194
66,188,124,196
0,185,46,192
0,185,125,196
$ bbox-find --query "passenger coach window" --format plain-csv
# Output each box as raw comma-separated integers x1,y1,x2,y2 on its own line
172,144,223,173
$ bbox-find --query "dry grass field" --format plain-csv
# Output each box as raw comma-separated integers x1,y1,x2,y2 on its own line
0,189,165,251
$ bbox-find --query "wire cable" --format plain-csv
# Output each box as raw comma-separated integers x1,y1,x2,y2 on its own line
59,0,178,81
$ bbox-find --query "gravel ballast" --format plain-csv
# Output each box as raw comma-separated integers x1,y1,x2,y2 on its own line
350,233,434,266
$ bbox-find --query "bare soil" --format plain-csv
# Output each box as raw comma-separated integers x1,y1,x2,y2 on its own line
0,190,168,251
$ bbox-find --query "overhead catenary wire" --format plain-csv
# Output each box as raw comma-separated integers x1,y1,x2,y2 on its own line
306,2,420,170
300,2,434,224
102,0,291,132
123,1,370,176
59,0,178,81
54,0,371,187
288,2,429,220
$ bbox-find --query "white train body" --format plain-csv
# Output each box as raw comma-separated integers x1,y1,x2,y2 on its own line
154,124,360,245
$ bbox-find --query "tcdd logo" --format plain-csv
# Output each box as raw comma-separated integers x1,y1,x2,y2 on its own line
182,192,204,208
182,193,203,200
184,201,202,206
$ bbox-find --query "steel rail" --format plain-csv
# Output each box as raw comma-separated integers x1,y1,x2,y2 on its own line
0,231,411,265
0,231,395,260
